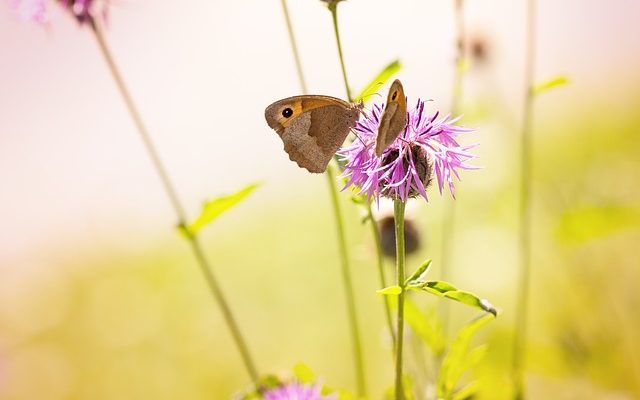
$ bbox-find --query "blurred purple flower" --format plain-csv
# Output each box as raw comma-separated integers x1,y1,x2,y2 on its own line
10,0,107,25
263,382,334,400
339,98,478,202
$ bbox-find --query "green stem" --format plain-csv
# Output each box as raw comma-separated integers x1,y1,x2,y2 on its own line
513,0,536,398
328,3,353,102
89,19,259,383
280,0,308,94
394,199,407,400
326,165,366,397
279,2,366,394
367,200,397,349
440,0,466,341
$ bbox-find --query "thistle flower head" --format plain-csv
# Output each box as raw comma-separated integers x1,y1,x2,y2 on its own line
263,382,335,400
339,98,478,202
10,0,107,25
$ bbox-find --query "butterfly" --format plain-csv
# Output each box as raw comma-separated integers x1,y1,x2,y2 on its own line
264,95,363,173
375,79,407,156
264,80,407,173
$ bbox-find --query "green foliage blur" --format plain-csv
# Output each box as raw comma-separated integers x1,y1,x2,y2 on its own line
1,86,638,399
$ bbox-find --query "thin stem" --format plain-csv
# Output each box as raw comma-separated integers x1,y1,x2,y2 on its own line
280,0,308,94
367,200,397,349
326,165,366,397
393,199,407,400
328,4,353,102
279,2,366,395
89,19,259,383
513,0,537,398
440,0,466,341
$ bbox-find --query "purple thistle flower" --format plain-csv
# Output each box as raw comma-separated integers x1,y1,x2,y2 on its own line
339,98,478,202
10,0,107,25
263,382,335,400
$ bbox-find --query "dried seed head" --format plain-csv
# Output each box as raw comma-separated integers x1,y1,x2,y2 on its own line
379,216,422,258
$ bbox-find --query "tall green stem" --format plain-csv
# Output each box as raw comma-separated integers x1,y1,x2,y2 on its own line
394,200,407,400
280,0,308,94
89,19,258,383
327,1,394,354
367,201,397,348
278,1,366,395
440,0,466,340
513,0,536,398
328,3,353,102
327,165,366,397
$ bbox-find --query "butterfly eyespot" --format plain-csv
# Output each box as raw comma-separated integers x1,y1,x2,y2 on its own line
392,92,398,101
282,108,293,118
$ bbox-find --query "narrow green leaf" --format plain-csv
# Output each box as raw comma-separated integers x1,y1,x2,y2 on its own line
444,291,497,316
377,285,403,295
405,259,432,286
410,280,497,316
437,314,494,398
459,345,488,378
350,194,366,204
293,363,315,384
531,75,569,95
355,60,402,103
405,299,445,356
186,183,260,235
451,380,481,400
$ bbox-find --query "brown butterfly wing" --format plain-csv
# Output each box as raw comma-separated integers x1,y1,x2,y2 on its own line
375,80,408,156
265,96,360,173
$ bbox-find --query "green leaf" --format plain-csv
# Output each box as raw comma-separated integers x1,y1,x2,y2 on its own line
531,75,569,95
444,291,497,316
355,60,402,103
405,259,432,286
185,183,260,235
437,314,494,398
404,299,445,355
336,389,355,400
451,380,481,400
350,194,366,204
408,280,497,316
293,363,315,384
377,285,403,295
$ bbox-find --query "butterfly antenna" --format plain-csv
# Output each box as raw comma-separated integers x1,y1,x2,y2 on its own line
350,129,367,146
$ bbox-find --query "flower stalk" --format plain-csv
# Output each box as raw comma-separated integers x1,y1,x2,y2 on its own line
328,2,352,102
513,0,537,397
326,2,367,396
367,201,397,348
89,19,258,382
393,199,407,400
279,1,367,394
327,0,396,364
279,0,308,94
327,164,366,397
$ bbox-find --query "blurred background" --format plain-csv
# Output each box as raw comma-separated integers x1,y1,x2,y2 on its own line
1,0,639,398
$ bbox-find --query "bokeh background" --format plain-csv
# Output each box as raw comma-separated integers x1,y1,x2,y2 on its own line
1,0,639,399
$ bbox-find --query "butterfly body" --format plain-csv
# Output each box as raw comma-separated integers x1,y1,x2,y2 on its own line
265,95,362,173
